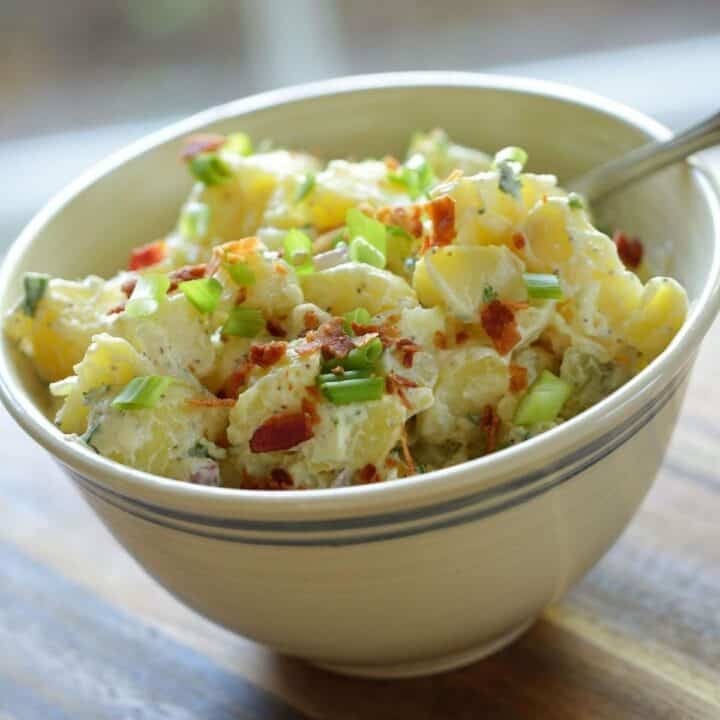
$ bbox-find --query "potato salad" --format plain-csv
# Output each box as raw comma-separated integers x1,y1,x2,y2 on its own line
5,130,688,489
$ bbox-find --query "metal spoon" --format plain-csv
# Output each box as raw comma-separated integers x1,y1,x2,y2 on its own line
569,111,720,204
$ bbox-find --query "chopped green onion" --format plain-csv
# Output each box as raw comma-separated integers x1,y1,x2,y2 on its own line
344,337,383,369
112,375,174,410
222,307,264,337
567,192,584,210
126,273,170,318
283,229,314,275
320,376,385,405
497,162,522,199
294,172,316,203
343,307,372,334
346,208,387,254
493,146,528,171
386,225,414,242
482,285,498,304
22,272,50,316
179,277,223,314
514,370,572,426
387,153,434,200
349,236,385,269
179,201,210,239
224,261,256,286
188,153,233,185
224,132,253,156
316,369,373,385
523,273,564,300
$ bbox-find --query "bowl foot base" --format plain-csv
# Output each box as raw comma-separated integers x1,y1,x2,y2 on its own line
311,617,535,679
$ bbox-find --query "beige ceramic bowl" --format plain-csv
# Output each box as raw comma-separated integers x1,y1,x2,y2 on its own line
1,73,719,678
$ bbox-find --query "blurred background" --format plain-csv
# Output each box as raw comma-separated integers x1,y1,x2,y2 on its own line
2,0,720,247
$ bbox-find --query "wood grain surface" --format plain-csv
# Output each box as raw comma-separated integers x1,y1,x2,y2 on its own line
2,221,719,718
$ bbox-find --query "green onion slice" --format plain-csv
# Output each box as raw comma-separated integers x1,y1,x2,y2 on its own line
22,272,50,316
514,370,572,426
179,277,223,314
567,192,584,210
224,132,253,156
224,261,256,286
343,307,371,334
188,153,233,185
387,153,434,200
283,229,314,275
349,236,385,269
316,369,373,385
179,201,210,239
523,273,563,300
493,146,528,171
320,376,385,405
346,208,387,255
294,172,316,203
344,337,383,370
112,375,174,410
222,307,264,337
126,273,170,318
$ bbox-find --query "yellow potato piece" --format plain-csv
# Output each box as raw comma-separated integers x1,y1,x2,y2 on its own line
523,201,574,271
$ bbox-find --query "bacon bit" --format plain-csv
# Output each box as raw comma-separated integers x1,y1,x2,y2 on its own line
301,396,321,426
422,195,456,253
376,204,424,238
305,384,321,401
512,232,526,250
385,457,399,469
121,278,137,297
505,301,530,312
168,263,207,291
356,464,381,484
241,468,294,491
303,310,320,331
266,319,287,338
433,331,448,350
128,240,165,271
249,341,286,368
479,405,501,454
234,287,248,305
249,411,313,453
509,364,528,394
455,330,470,345
386,371,418,410
383,155,400,171
399,425,416,476
481,300,521,355
180,133,226,161
395,337,421,368
106,303,126,315
351,321,400,348
187,397,236,408
219,361,252,399
614,231,644,269
274,261,289,276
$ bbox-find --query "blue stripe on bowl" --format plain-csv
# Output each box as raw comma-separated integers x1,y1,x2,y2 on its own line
67,369,685,547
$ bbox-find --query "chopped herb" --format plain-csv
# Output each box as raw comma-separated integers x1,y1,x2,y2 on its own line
188,442,211,458
126,273,170,318
320,376,385,405
224,261,256,286
386,224,414,242
349,236,385,269
497,161,522,199
294,172,316,203
22,273,50,316
493,146,528,171
188,153,233,185
482,285,498,304
514,370,572,426
283,229,314,275
347,208,387,256
316,369,373,385
112,376,174,410
387,153,435,200
568,192,584,210
179,277,223,314
524,273,563,300
222,307,264,337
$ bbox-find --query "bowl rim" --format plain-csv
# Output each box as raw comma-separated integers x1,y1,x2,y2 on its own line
1,71,719,521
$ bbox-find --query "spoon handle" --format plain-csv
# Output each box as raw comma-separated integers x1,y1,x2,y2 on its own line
569,111,720,203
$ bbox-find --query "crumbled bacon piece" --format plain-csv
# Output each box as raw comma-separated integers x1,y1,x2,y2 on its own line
479,405,501,454
356,464,380,484
512,232,526,250
303,310,320,331
128,240,165,271
234,287,248,305
614,231,643,269
266,319,287,338
395,338,421,368
455,330,470,345
168,263,207,292
186,397,236,408
219,361,252,399
386,371,418,410
106,303,126,315
351,321,399,348
241,468,294,490
299,317,354,358
422,195,456,252
180,133,226,161
433,331,448,350
301,396,321,426
509,364,528,394
480,300,521,355
249,411,313,453
121,278,137,297
249,341,286,368
399,425,416,476
376,204,424,238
